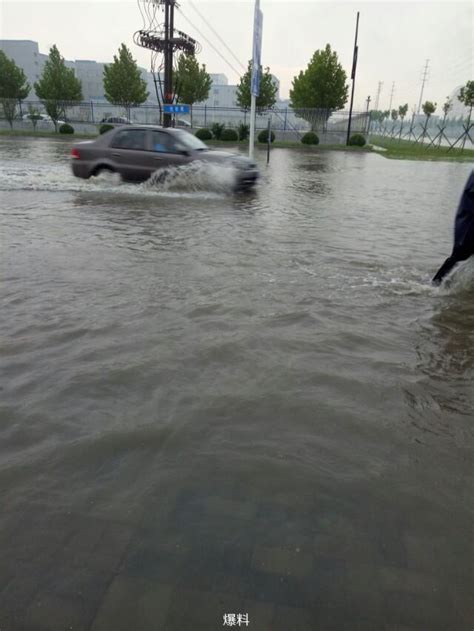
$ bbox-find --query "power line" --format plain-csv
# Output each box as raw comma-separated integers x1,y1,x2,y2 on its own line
417,59,430,114
186,0,246,72
176,6,242,79
388,82,395,111
374,80,383,110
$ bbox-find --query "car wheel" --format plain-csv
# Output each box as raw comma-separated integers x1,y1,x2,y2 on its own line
92,165,116,177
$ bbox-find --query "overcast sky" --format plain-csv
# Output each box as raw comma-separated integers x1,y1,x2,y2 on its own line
0,1,472,111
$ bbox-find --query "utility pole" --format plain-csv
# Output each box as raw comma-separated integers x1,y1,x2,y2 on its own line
374,81,383,111
134,0,198,127
163,0,173,128
389,82,395,112
249,0,263,159
346,11,360,146
417,59,430,115
365,95,371,133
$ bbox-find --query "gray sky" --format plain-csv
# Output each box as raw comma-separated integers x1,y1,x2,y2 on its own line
0,1,472,111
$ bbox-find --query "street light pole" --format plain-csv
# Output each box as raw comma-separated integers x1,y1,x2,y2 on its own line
346,11,360,146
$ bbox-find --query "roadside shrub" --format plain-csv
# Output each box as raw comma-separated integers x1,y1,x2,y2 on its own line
59,123,74,134
221,128,238,141
238,122,250,141
195,128,212,141
348,133,366,147
258,129,275,143
99,124,114,135
211,122,225,139
301,132,319,145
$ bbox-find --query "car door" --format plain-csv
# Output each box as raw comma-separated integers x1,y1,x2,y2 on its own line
108,128,153,182
149,130,192,172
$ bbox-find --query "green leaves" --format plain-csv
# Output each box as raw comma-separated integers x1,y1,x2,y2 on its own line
103,44,149,115
398,104,409,120
34,45,83,129
0,50,30,127
422,101,436,118
175,54,212,106
35,45,82,103
458,80,474,109
0,50,30,100
236,61,278,112
290,44,348,112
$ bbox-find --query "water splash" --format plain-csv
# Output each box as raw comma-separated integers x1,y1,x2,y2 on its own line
0,159,239,197
142,160,238,194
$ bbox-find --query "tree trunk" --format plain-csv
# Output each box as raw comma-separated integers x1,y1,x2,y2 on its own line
461,106,472,152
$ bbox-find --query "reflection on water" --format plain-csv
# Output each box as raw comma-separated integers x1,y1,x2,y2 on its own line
0,137,473,630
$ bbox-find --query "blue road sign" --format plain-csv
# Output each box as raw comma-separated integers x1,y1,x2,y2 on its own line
251,2,263,97
163,104,190,114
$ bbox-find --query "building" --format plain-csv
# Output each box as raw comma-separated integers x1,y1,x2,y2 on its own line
209,73,228,86
74,60,106,101
0,39,48,98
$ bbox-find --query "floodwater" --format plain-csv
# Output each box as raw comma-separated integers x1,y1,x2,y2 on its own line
0,136,473,631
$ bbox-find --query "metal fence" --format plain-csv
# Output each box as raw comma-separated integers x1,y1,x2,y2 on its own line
3,99,369,136
369,117,474,150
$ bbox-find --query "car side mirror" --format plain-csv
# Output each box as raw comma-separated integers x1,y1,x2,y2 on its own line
180,149,191,156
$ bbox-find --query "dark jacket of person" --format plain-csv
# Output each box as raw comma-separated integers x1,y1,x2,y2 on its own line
453,170,474,252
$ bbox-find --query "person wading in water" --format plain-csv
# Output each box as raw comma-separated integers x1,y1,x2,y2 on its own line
433,170,474,285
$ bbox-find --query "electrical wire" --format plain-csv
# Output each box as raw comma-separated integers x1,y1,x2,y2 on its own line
176,5,242,79
186,0,246,72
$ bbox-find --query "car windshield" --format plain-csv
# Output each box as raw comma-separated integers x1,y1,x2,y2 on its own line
173,130,208,151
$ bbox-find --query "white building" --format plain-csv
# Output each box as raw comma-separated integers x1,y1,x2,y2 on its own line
209,73,228,86
74,60,106,101
0,40,48,98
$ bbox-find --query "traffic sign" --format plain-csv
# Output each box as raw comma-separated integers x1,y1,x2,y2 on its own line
163,104,190,114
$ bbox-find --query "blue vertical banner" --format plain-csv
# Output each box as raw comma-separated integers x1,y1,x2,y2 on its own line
251,0,263,97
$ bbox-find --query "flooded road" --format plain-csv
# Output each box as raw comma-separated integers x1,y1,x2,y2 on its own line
1,136,473,630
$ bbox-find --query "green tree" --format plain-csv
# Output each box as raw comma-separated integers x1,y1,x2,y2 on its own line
442,97,452,118
290,44,348,127
27,103,42,130
458,80,474,120
397,103,408,141
175,54,212,126
420,100,436,143
236,61,278,113
457,80,474,150
0,50,30,128
422,100,436,119
34,45,82,131
103,44,149,120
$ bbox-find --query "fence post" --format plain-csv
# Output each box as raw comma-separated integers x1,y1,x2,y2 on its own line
284,108,287,131
90,101,94,124
204,105,207,127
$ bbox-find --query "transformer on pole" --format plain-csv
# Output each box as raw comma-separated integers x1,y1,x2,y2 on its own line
134,0,201,127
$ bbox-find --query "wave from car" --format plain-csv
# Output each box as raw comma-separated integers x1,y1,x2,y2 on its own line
70,125,259,192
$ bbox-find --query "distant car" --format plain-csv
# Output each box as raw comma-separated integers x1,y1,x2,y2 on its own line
175,118,191,128
100,116,132,125
70,125,259,191
20,113,65,126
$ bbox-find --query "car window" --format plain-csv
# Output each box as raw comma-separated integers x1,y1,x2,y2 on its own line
111,129,148,150
151,130,180,153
